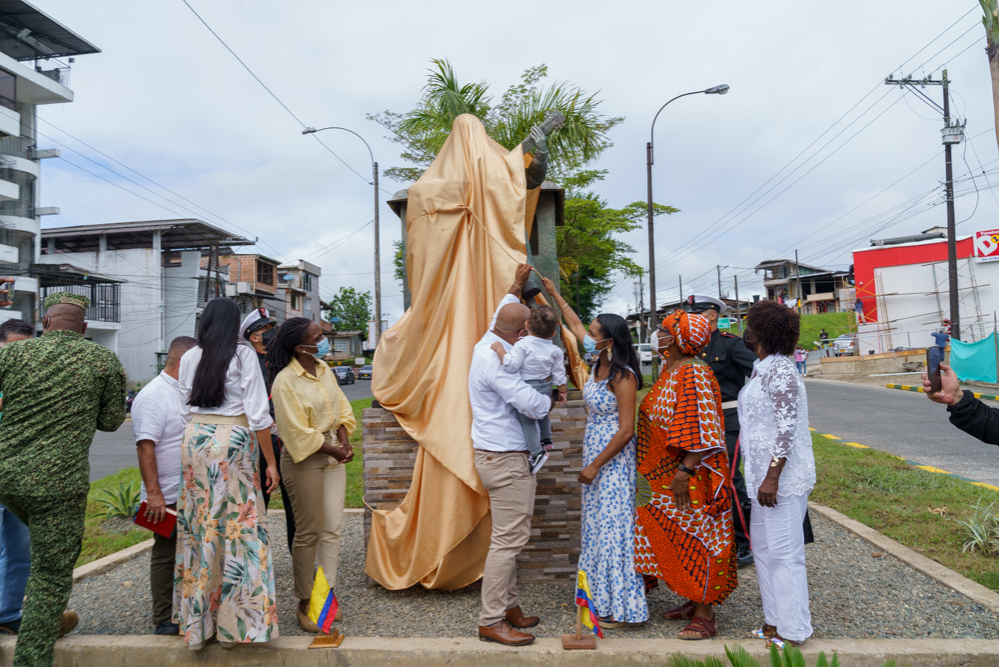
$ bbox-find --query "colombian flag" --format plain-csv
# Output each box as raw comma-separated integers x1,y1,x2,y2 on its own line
575,569,603,638
308,566,339,634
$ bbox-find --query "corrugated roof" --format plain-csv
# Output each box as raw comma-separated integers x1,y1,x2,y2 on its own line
0,0,99,60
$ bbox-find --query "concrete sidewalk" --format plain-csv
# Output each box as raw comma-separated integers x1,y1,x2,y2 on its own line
2,635,995,666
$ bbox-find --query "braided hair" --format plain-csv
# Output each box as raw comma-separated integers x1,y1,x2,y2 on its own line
266,317,313,385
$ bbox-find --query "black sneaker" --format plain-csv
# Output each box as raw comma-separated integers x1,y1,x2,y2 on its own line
528,451,549,475
154,622,180,636
540,438,554,451
737,548,754,566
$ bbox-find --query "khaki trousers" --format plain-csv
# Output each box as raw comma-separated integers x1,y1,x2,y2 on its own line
280,447,346,601
474,449,536,626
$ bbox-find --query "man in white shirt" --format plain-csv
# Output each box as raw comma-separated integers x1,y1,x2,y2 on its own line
470,264,553,647
132,335,196,635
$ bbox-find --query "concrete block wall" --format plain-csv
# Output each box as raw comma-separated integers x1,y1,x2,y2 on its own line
362,393,587,584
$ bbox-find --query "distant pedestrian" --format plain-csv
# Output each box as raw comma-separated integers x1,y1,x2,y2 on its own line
819,329,828,342
854,298,865,323
930,329,949,358
239,308,296,552
0,293,126,666
132,335,196,636
269,317,356,633
738,301,816,649
174,298,279,651
793,346,809,376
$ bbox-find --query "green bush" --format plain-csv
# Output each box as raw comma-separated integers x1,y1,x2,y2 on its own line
665,643,897,667
89,481,140,520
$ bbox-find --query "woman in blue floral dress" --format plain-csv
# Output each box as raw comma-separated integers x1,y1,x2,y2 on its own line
542,277,648,626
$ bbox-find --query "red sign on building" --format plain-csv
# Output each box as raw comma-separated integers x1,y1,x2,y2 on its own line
974,229,999,262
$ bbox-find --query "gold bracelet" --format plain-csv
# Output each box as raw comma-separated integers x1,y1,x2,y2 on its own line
560,302,570,311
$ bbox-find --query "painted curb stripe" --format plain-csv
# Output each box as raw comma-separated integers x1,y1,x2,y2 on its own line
886,383,999,402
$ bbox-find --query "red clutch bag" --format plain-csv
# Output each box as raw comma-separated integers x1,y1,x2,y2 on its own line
133,502,177,538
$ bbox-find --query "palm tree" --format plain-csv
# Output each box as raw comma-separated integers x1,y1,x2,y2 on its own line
369,59,623,183
982,1,999,152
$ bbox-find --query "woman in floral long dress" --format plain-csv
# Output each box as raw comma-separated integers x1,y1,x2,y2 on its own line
541,277,648,626
634,309,736,640
174,297,281,651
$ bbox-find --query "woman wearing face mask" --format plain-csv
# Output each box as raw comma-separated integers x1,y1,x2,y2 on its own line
541,277,648,628
737,301,814,649
633,309,734,640
268,318,356,633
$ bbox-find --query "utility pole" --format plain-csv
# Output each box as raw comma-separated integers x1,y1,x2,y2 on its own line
637,271,646,342
734,275,742,334
373,161,382,349
885,70,965,339
795,249,802,314
203,245,216,304
717,264,723,299
679,275,683,303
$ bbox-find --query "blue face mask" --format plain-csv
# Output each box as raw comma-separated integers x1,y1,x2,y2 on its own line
305,337,331,359
583,334,609,355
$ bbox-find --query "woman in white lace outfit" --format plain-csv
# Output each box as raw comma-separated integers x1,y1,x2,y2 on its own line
737,301,815,648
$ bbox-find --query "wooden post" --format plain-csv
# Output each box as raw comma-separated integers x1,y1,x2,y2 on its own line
562,603,595,650
576,604,582,641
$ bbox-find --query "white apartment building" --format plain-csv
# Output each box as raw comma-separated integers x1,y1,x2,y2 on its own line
0,1,100,327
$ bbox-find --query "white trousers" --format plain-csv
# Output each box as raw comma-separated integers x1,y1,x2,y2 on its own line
750,492,812,642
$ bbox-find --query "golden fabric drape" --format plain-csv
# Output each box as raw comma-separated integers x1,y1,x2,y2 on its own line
366,115,532,590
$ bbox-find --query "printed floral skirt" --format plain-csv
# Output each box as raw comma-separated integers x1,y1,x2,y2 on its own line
172,419,279,645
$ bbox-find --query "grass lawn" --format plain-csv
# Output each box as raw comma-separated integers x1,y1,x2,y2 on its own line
266,396,371,511
721,311,855,351
810,431,999,590
79,467,149,568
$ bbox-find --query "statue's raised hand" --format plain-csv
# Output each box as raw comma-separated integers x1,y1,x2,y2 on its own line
529,126,547,154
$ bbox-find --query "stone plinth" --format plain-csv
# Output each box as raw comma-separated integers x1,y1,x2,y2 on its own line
362,394,586,583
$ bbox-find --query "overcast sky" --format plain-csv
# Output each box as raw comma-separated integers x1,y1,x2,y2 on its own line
33,0,994,323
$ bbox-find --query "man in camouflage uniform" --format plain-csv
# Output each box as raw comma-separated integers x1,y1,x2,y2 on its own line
0,292,126,667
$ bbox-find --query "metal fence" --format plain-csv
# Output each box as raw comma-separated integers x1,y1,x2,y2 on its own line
40,283,121,323
0,135,34,160
0,200,33,218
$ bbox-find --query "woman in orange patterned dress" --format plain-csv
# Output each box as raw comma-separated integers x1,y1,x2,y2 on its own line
634,309,736,640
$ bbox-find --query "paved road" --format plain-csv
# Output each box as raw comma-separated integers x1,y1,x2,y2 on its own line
804,378,999,487
88,380,375,482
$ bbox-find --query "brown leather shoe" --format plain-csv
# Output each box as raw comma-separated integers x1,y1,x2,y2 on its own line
505,605,540,629
58,610,79,638
478,620,535,646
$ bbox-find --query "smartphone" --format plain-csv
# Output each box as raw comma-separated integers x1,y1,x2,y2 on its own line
926,346,942,393
0,278,12,309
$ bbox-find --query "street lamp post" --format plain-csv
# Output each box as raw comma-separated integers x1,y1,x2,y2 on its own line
302,126,382,349
646,84,729,378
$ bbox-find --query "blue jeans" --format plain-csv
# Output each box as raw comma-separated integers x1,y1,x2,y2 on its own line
515,378,553,457
0,502,30,624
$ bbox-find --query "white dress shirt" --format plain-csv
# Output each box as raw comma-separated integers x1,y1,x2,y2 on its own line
469,294,553,452
501,335,567,385
178,344,272,432
131,371,186,505
737,353,815,498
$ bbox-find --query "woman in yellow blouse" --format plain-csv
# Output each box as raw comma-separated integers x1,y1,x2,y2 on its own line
267,318,356,633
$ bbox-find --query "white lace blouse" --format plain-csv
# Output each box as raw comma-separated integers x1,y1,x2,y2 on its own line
736,353,816,498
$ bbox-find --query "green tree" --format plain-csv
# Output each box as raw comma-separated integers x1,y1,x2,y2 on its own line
558,171,677,320
982,1,999,153
368,59,623,183
325,286,372,341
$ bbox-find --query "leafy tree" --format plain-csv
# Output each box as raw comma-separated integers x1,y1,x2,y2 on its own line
982,1,999,153
368,59,623,183
325,286,372,341
558,171,677,320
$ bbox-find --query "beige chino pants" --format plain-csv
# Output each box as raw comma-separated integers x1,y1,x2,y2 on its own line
474,449,537,626
280,446,346,601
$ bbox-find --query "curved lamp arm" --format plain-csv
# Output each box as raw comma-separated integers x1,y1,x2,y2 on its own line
302,126,374,166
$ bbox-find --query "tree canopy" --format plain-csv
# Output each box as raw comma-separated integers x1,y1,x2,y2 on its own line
325,286,372,341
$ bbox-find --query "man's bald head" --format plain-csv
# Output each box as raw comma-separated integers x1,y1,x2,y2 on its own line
493,303,530,345
43,303,87,334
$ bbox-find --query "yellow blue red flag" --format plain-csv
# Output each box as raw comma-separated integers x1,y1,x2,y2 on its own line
575,569,603,639
308,566,339,634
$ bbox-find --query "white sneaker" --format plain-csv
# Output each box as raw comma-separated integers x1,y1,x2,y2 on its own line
528,452,549,475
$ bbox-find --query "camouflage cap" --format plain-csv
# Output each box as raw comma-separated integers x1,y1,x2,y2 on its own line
43,292,90,311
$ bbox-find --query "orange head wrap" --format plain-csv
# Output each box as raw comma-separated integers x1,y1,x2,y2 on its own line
662,309,711,356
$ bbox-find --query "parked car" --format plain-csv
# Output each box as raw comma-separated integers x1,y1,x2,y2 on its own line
358,365,373,380
633,343,653,366
832,334,857,357
332,366,355,385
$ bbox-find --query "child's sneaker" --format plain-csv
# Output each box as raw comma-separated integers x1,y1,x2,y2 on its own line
528,451,549,475
540,438,554,451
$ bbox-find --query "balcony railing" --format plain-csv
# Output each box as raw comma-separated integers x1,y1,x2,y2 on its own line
0,136,34,161
37,67,70,88
0,200,33,219
40,283,121,323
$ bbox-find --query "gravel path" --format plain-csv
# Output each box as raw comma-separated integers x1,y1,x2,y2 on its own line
67,510,999,640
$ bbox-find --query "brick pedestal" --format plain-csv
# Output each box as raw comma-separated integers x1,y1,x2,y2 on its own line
363,393,586,584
